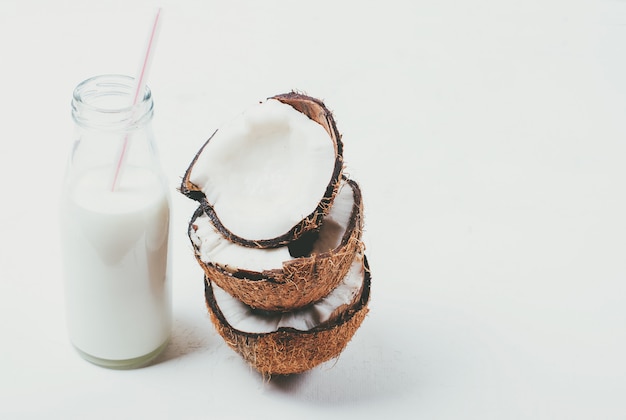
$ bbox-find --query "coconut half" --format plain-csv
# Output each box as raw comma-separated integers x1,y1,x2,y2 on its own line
204,255,371,376
181,92,344,248
189,178,363,311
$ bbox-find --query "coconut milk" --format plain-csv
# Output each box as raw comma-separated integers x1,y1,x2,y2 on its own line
61,165,171,367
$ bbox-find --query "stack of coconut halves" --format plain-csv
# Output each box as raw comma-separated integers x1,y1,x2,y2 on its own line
180,92,371,376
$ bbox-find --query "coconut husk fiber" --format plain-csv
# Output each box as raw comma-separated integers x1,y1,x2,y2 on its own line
204,256,371,376
189,178,364,312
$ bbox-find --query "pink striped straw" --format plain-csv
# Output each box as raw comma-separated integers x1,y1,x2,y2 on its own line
111,7,163,192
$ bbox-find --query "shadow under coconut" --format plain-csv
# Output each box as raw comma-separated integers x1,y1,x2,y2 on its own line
151,315,217,364
264,318,419,405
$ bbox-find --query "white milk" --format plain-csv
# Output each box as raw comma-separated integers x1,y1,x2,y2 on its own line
61,165,171,366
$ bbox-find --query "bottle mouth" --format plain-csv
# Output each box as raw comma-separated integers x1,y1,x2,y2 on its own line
72,74,154,130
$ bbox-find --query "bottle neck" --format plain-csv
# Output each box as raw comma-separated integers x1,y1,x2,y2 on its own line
67,74,161,182
72,74,153,131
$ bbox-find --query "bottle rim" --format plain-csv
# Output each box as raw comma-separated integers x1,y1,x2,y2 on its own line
71,74,154,130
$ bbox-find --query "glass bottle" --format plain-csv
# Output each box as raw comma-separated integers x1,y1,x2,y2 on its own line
60,74,172,369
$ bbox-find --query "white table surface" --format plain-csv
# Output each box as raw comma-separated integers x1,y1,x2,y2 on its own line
2,0,626,418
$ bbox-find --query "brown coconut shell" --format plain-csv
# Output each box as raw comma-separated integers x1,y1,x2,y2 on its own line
180,92,344,249
204,255,371,376
189,178,364,312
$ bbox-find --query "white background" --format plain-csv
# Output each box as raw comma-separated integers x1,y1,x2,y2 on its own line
1,0,626,418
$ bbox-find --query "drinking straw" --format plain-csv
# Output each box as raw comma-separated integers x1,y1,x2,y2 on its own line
111,7,163,192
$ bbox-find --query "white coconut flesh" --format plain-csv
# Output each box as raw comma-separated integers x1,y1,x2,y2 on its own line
212,256,365,334
188,98,337,242
190,179,356,272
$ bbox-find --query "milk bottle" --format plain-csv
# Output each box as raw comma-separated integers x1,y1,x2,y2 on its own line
60,75,172,369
